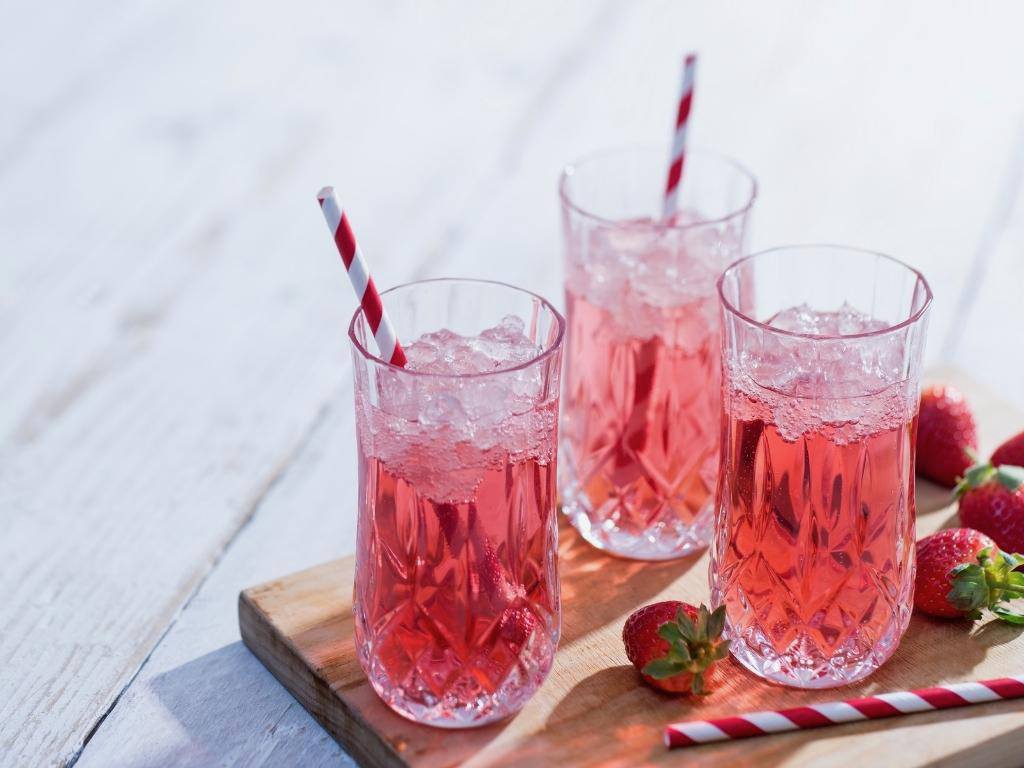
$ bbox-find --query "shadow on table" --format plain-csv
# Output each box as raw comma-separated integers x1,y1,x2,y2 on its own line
916,476,955,517
510,663,803,768
923,721,1024,768
137,642,353,768
557,517,703,646
531,656,1024,768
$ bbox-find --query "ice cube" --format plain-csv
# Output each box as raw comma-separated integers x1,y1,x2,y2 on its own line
767,303,820,334
361,317,558,501
420,392,466,426
481,314,526,342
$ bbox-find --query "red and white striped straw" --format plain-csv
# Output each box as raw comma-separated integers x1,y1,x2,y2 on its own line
665,675,1024,749
316,187,407,367
662,52,697,220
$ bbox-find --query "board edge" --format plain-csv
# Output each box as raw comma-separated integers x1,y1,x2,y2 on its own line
237,587,408,768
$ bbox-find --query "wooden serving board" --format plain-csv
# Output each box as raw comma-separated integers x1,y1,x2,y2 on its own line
239,369,1024,768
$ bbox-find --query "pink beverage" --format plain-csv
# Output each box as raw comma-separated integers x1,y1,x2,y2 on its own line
712,248,932,688
562,226,721,555
349,279,565,728
559,148,755,560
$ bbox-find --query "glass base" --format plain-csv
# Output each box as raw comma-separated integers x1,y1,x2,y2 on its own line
724,617,907,689
561,493,712,561
558,435,714,560
359,627,557,729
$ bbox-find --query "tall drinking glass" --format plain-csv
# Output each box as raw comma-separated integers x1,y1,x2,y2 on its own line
350,279,565,727
712,246,932,688
559,147,756,560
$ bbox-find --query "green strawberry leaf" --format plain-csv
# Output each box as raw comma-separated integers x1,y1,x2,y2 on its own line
950,546,1024,624
695,605,710,639
955,462,998,498
690,672,706,696
647,603,731,693
950,562,973,576
658,622,684,644
995,465,1024,491
991,605,1024,625
1001,550,1024,569
676,610,697,641
666,643,692,664
707,605,727,639
713,639,732,660
948,564,989,612
643,658,684,679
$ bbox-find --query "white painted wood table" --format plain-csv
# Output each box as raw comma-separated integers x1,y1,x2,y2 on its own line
4,2,1024,766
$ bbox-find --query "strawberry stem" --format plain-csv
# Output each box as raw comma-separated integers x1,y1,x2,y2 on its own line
948,547,1024,624
954,461,1024,499
642,603,731,695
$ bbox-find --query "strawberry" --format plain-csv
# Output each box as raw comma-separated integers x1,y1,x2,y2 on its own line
914,528,1024,624
992,431,1024,469
916,385,978,487
478,539,510,601
622,601,730,695
956,461,1024,555
435,502,460,547
499,605,537,652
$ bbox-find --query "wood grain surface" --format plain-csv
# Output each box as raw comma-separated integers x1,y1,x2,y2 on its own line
6,2,1024,766
238,369,1024,768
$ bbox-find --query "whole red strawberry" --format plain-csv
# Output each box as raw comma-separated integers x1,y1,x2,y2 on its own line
992,431,1024,469
915,528,1024,623
916,385,978,487
622,601,730,694
956,461,1024,554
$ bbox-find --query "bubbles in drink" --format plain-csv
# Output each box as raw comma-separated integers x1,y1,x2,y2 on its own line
715,305,918,687
560,210,737,559
730,303,916,443
564,211,737,349
358,316,556,502
353,311,561,727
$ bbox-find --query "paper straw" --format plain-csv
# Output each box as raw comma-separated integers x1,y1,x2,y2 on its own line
662,53,697,220
316,187,407,367
665,675,1024,749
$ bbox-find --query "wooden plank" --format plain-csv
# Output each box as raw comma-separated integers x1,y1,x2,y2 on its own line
431,1,1024,372
0,2,619,765
238,369,1024,768
74,402,361,768
70,2,1024,765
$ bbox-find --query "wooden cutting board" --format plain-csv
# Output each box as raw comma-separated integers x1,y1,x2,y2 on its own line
238,369,1024,768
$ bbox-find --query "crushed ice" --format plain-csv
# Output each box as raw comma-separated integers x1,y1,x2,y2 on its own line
357,316,557,501
731,304,915,443
564,211,738,348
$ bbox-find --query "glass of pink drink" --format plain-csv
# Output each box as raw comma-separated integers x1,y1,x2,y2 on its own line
349,278,565,727
712,246,932,688
559,147,756,560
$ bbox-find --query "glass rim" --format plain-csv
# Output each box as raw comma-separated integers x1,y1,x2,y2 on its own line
347,277,566,379
717,244,934,342
558,144,759,231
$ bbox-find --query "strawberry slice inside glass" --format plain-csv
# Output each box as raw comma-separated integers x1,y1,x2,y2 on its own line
712,246,932,688
559,148,756,560
350,279,565,727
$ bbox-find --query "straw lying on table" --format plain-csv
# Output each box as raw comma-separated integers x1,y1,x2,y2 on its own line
316,187,407,367
662,52,697,220
664,675,1024,749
